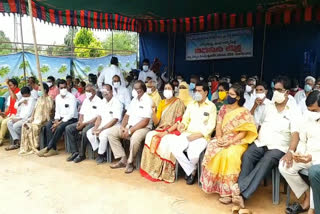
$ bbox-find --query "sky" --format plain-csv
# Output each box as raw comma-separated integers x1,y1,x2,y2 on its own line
0,14,112,45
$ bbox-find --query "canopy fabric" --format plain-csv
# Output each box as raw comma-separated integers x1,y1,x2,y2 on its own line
0,0,319,32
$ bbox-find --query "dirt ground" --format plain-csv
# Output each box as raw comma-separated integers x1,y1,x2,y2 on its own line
0,141,289,214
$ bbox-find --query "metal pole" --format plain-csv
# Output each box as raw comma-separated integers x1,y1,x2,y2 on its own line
260,13,267,81
19,14,27,85
27,0,44,93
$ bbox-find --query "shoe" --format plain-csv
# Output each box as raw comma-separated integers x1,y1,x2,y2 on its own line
186,174,196,185
184,174,189,181
125,163,134,174
73,155,86,163
37,147,49,157
5,144,20,151
67,152,79,162
110,161,127,169
43,149,58,157
96,155,106,164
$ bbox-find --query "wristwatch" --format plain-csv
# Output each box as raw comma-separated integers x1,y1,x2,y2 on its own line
288,150,295,154
128,128,132,136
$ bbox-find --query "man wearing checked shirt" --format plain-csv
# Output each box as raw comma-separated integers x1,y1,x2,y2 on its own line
168,81,217,185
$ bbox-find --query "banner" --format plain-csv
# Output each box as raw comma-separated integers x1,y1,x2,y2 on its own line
186,28,253,61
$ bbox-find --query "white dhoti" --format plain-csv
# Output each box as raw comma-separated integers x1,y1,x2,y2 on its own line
87,127,111,155
279,161,312,199
169,133,207,176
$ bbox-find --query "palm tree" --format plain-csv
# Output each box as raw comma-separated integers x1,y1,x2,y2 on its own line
40,65,50,74
58,64,67,74
84,66,91,73
0,66,10,77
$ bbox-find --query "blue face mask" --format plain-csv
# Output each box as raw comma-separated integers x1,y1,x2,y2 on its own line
38,90,43,97
227,95,237,105
271,82,275,89
189,83,195,90
304,84,312,92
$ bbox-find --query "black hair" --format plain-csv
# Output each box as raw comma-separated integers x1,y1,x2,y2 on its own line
190,75,199,81
196,81,209,95
142,58,150,65
57,79,67,87
219,82,230,91
230,83,246,107
172,79,179,84
47,76,55,82
28,76,36,83
80,81,86,88
110,57,119,66
75,78,80,82
42,82,49,94
165,82,175,90
291,79,299,88
8,78,18,87
112,75,121,82
274,76,291,90
103,83,113,91
306,90,320,107
20,86,31,95
135,80,147,92
256,81,268,90
66,75,72,80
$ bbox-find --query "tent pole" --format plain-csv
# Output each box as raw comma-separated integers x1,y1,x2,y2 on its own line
27,0,44,93
19,13,26,85
260,13,267,81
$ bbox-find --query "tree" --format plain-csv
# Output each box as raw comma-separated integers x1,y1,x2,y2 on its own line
64,28,78,47
103,32,137,54
58,64,67,74
19,60,30,71
40,65,50,73
84,66,91,73
0,65,10,77
74,29,105,58
0,31,13,55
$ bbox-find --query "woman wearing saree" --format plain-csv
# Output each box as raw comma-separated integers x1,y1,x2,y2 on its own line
177,81,193,107
140,82,185,183
200,83,258,204
19,83,54,155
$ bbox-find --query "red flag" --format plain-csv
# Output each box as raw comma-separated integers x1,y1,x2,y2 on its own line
41,6,46,21
148,20,153,32
185,17,190,32
284,9,291,24
192,17,197,32
58,11,63,24
80,10,85,27
123,17,128,31
66,10,71,25
305,7,312,22
247,12,253,27
160,20,165,32
179,18,184,32
105,13,109,29
214,13,220,29
172,19,177,32
93,12,98,29
49,9,55,23
266,12,271,25
199,16,204,31
230,14,236,28
115,14,119,30
8,0,17,13
32,1,37,18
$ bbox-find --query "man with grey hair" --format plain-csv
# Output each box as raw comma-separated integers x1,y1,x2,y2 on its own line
65,83,102,163
146,79,161,107
244,77,257,110
294,76,316,113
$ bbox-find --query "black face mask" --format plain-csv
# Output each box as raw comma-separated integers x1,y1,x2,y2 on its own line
227,95,237,104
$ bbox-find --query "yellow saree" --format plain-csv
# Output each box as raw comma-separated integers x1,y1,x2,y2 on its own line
200,105,257,197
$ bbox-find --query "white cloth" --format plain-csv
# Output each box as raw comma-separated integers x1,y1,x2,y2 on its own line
97,65,126,89
255,96,302,153
54,92,78,122
6,91,22,109
14,97,36,121
30,89,38,100
79,95,102,123
169,133,208,176
7,119,24,141
244,91,256,110
113,86,131,110
138,69,157,82
87,128,111,155
126,93,153,129
253,98,271,127
294,90,307,114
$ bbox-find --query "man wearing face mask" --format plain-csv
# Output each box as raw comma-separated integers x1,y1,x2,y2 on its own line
111,75,131,111
47,76,59,100
279,90,320,214
138,58,157,82
6,87,36,151
213,82,229,112
108,80,153,173
65,84,102,163
234,76,301,209
87,84,123,164
97,57,126,89
243,78,257,110
38,80,78,157
169,81,217,185
250,82,271,128
146,80,161,107
294,76,315,114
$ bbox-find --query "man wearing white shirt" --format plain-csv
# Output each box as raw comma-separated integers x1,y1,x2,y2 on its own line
138,58,157,82
38,79,78,157
243,78,257,110
97,57,126,89
27,76,39,100
108,80,153,173
87,84,123,164
234,76,302,208
250,82,271,127
112,75,131,110
279,91,320,214
65,84,102,163
6,87,36,151
294,76,315,114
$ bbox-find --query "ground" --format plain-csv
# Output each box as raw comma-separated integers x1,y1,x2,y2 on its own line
0,141,290,214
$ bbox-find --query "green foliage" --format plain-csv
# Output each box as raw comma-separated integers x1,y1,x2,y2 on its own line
0,31,12,55
97,64,104,73
103,32,137,53
58,64,68,74
84,66,91,73
74,29,105,58
0,65,10,77
19,60,30,70
40,65,50,73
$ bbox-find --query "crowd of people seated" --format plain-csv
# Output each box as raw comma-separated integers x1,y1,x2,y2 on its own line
1,56,320,214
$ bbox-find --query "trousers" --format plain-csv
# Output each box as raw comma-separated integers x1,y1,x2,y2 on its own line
87,127,112,155
7,119,24,141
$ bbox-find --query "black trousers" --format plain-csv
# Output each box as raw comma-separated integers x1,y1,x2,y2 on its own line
238,143,285,199
45,118,78,150
65,122,93,157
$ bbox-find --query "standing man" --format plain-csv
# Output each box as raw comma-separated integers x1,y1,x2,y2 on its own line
169,82,217,185
47,76,59,100
146,80,161,107
243,77,257,110
38,79,78,157
98,57,126,89
6,87,36,150
65,84,102,163
87,84,123,164
138,58,157,82
112,75,131,110
27,76,39,100
295,76,315,114
108,80,153,173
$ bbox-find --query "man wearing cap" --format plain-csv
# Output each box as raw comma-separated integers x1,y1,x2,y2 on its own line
294,76,315,114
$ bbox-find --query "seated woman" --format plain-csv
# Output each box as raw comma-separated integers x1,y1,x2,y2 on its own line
213,82,230,112
140,82,185,183
19,83,54,155
177,81,193,107
200,83,258,204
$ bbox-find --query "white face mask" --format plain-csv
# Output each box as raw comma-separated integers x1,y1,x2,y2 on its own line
47,82,52,87
143,65,149,72
163,90,173,99
147,88,153,94
307,111,320,121
208,82,212,87
256,93,265,100
85,92,93,99
246,85,253,93
132,89,138,98
200,77,204,81
272,90,286,104
113,82,120,89
174,86,179,93
193,92,203,102
177,79,182,83
60,88,68,96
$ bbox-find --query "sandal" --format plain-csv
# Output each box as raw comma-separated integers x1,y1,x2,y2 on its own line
5,144,20,151
286,203,308,214
232,206,240,214
219,197,232,204
232,195,245,209
239,209,252,214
